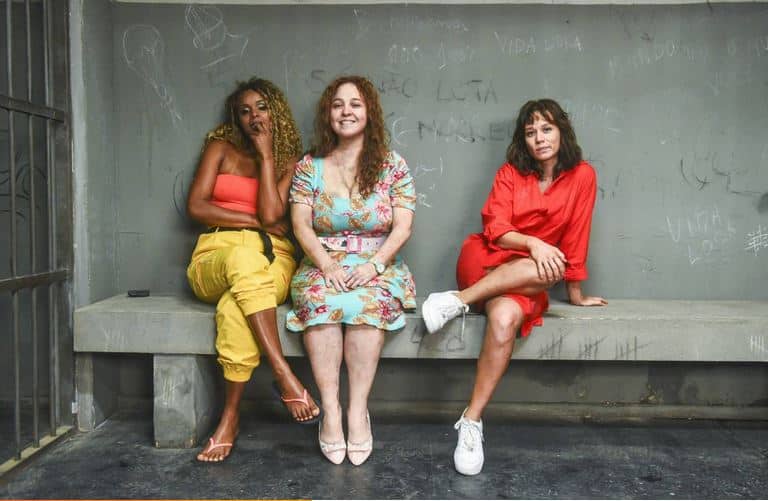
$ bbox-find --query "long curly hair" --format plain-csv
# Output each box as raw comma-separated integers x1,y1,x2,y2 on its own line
309,75,389,198
205,78,302,178
506,99,582,179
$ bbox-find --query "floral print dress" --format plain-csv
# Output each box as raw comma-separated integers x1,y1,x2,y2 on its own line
286,151,417,332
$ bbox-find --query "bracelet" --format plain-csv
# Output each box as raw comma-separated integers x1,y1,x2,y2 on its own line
368,259,386,275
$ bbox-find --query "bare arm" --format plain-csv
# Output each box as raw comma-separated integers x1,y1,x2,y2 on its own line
257,157,296,225
253,121,296,225
291,202,350,292
566,280,607,306
372,207,413,264
186,141,260,228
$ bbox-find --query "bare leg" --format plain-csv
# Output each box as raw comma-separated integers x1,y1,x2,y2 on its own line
197,380,243,462
247,308,319,422
303,324,345,444
345,324,384,464
464,297,524,421
457,258,556,307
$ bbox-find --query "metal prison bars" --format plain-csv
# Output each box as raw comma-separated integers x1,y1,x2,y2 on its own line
0,0,72,473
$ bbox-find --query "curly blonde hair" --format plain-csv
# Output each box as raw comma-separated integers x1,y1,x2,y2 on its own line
205,78,302,178
309,75,389,198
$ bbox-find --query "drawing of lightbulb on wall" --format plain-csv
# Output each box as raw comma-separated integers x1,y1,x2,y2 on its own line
122,24,183,127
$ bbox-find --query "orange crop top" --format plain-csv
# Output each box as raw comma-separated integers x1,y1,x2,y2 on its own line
210,173,259,215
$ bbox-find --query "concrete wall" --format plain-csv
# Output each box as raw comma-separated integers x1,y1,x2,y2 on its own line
71,0,135,404
108,356,768,413
109,2,768,299
70,1,768,407
72,0,118,309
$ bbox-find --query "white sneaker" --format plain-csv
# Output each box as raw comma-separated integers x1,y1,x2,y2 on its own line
422,291,469,334
453,408,484,476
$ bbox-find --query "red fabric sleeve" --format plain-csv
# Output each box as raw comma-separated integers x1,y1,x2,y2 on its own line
481,164,519,250
560,164,597,282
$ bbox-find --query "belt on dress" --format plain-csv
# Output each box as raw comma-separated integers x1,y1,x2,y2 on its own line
318,235,386,253
205,226,275,264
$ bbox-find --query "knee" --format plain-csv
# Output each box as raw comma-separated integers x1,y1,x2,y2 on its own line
487,309,523,345
512,258,561,289
225,247,275,296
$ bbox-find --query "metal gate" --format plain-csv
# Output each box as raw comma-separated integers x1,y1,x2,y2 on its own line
0,0,73,474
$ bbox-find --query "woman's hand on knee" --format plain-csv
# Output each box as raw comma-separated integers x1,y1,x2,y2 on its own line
322,262,349,292
527,238,567,283
345,262,377,289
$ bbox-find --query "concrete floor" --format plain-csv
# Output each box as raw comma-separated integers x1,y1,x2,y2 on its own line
1,409,767,499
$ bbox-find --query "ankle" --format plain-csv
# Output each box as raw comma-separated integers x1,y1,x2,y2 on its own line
271,364,294,381
346,405,368,420
463,406,482,422
221,404,239,418
323,401,342,416
455,291,469,306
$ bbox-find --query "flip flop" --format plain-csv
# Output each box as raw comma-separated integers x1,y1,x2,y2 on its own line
196,437,234,463
271,381,323,425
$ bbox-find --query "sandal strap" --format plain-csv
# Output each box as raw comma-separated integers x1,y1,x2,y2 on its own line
280,388,310,406
204,437,233,451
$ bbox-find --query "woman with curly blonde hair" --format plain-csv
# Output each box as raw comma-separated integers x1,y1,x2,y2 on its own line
186,77,320,462
287,76,416,465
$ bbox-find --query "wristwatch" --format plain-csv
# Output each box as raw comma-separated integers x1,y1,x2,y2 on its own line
369,259,386,275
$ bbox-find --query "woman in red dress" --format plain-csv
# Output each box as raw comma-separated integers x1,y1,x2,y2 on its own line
421,99,607,476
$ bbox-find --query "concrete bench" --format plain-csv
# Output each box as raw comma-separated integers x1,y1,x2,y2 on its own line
74,294,768,447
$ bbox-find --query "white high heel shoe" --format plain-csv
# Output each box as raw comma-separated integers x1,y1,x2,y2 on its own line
318,416,346,465
347,411,373,466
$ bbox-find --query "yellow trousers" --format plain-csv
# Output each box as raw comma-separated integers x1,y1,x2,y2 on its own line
186,229,296,382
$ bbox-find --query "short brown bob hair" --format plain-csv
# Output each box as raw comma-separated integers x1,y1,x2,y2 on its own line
506,99,582,178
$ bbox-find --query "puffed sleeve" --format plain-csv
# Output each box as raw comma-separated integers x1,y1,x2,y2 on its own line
481,164,519,250
559,163,597,282
388,151,416,211
289,154,316,207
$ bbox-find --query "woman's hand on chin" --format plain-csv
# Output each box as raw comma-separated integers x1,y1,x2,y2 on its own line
252,122,274,161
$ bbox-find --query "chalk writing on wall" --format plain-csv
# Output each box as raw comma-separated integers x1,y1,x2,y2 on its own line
608,40,709,80
494,32,583,56
389,114,512,145
411,156,444,208
750,335,767,356
665,206,737,265
122,24,182,126
745,224,768,256
184,5,249,86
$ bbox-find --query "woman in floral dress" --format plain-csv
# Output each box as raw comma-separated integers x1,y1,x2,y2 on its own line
288,76,416,466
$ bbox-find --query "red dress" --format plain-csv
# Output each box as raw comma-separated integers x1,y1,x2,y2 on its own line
456,161,597,337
